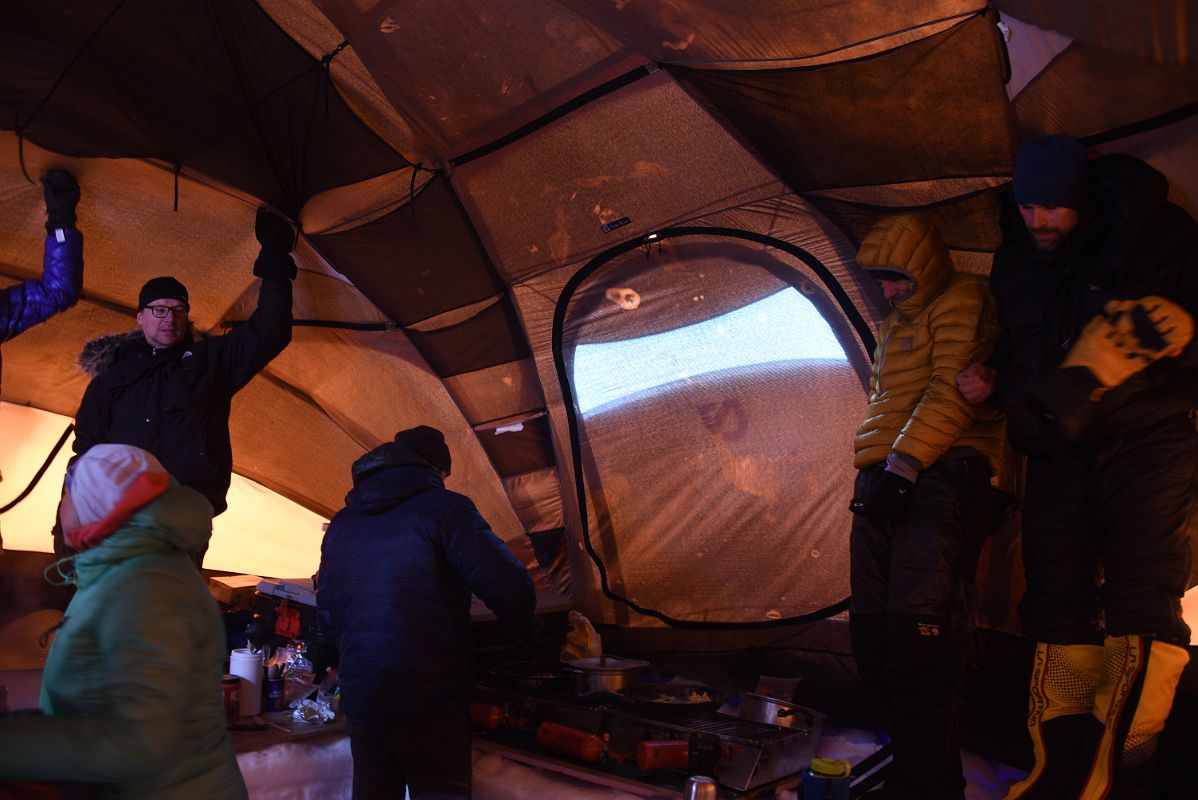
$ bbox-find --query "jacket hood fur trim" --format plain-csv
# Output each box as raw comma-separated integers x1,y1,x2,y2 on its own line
78,326,198,377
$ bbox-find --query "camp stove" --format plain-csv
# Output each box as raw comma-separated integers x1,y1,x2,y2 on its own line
470,682,821,795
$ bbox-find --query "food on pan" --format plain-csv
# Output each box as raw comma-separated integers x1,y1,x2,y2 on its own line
655,689,712,704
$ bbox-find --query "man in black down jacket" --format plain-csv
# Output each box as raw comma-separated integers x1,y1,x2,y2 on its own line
0,170,84,551
317,426,536,800
69,208,295,554
958,136,1197,799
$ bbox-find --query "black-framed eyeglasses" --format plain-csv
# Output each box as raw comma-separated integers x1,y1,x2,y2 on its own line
144,304,189,319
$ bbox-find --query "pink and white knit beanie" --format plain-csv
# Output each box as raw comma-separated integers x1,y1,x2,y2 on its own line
63,444,171,551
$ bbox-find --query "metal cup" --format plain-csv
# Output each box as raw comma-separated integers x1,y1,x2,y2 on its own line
683,775,717,800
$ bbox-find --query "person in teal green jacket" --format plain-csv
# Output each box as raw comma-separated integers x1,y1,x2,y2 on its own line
0,444,247,799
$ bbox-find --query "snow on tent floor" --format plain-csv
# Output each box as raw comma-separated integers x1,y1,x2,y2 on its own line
230,727,1026,799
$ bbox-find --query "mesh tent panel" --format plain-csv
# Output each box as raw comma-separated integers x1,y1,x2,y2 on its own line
310,175,504,326
666,11,1015,192
807,189,1004,252
0,0,407,216
1013,41,1198,141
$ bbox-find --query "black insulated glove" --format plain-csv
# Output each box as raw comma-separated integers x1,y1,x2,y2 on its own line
850,470,914,525
253,207,298,280
41,169,80,231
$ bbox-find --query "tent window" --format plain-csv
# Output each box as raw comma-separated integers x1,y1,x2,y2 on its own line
557,231,868,627
573,288,847,416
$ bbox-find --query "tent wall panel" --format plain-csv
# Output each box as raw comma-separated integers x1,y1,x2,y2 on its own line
256,0,425,160
442,359,546,428
313,0,642,160
667,11,1016,192
504,467,566,535
0,135,264,325
258,326,537,554
452,70,784,284
1013,41,1198,142
562,0,986,67
998,12,1073,99
994,0,1198,64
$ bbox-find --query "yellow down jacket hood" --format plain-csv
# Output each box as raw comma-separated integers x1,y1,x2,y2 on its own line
854,214,1004,474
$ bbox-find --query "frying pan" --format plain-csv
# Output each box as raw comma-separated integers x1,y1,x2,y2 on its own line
615,682,726,718
484,660,570,692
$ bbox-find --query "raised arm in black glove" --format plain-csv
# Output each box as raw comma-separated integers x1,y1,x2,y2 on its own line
41,169,80,231
253,207,298,280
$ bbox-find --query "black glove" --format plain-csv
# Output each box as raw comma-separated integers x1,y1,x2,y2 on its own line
253,207,298,279
850,470,914,525
41,169,80,231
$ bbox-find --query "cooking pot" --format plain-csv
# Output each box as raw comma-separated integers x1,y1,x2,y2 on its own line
737,693,823,731
562,655,649,696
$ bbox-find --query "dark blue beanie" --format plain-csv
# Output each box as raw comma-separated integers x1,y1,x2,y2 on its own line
1013,135,1090,209
393,425,451,476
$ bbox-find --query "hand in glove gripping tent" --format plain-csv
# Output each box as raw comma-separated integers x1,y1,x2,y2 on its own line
253,207,298,280
1063,296,1194,390
41,169,81,231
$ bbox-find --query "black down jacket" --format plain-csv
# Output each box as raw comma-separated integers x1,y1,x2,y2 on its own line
317,443,535,724
989,154,1198,455
72,277,291,514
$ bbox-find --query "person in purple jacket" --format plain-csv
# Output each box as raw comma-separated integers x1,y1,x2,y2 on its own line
0,169,84,551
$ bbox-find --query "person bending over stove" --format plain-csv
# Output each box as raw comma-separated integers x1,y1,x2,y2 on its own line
317,426,536,800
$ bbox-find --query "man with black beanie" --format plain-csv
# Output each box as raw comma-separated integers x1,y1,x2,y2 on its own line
0,170,84,552
317,426,535,800
958,135,1198,799
66,207,296,562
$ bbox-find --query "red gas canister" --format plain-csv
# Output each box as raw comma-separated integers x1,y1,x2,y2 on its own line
536,721,605,763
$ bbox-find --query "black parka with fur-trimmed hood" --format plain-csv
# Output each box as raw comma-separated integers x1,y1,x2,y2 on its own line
72,277,291,515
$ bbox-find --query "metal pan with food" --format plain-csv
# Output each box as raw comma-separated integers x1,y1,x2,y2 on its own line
483,660,570,692
614,682,726,717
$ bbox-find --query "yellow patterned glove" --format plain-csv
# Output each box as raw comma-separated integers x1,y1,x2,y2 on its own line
1062,296,1193,389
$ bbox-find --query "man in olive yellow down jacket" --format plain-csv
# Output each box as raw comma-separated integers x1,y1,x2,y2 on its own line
849,213,1004,800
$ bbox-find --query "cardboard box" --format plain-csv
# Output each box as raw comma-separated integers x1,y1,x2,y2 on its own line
209,574,263,610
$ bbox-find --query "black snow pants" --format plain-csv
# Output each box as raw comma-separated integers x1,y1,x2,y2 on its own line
849,454,992,800
1019,414,1198,648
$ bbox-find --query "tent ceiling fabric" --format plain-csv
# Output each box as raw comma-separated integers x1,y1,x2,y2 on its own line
561,0,988,66
1,0,408,216
313,0,643,159
1,2,1194,625
667,10,1017,192
994,0,1198,64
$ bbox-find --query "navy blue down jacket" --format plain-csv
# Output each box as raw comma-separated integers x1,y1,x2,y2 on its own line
317,443,535,724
